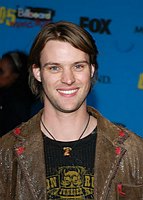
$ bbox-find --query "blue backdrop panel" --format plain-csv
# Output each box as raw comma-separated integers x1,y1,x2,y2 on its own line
0,0,143,137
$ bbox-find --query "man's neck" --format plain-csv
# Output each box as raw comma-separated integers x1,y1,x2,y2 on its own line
41,106,96,141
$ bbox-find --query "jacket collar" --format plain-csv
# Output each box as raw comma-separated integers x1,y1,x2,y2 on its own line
12,107,129,200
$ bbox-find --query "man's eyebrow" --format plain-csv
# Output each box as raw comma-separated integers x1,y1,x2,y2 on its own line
42,62,60,68
74,61,89,64
42,60,89,68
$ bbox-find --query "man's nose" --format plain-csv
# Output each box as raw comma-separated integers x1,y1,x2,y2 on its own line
61,68,75,85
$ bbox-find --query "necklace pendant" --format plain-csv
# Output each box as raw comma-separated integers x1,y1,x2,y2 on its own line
63,147,72,156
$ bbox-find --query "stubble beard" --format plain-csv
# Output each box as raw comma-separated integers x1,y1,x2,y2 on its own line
42,88,90,114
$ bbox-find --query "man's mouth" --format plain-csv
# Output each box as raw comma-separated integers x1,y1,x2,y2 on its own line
58,89,78,95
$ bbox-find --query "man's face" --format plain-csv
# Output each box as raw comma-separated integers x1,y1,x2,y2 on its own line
33,40,95,113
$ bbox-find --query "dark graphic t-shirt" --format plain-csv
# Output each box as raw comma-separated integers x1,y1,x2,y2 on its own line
43,128,97,199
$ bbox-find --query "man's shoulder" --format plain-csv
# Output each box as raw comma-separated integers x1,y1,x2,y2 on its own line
124,128,143,151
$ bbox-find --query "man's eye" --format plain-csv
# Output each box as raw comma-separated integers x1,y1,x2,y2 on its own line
74,64,84,71
49,66,60,72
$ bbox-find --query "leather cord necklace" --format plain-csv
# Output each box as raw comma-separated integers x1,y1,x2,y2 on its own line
41,114,90,157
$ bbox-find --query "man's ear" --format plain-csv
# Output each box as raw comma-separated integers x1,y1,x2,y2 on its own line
91,64,95,77
32,64,41,82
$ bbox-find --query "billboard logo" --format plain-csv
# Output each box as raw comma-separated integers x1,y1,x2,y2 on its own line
80,17,111,34
17,7,54,20
138,73,143,89
0,6,54,27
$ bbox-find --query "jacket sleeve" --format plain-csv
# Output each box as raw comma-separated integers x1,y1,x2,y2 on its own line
0,137,6,200
0,133,16,200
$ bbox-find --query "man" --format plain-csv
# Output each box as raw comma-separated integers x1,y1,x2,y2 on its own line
1,21,143,200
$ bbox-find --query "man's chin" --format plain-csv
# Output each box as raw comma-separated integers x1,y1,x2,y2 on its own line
59,108,79,113
56,105,82,114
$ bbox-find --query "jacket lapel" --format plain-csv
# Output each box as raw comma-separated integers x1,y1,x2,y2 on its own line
95,127,127,200
13,112,47,200
88,107,129,200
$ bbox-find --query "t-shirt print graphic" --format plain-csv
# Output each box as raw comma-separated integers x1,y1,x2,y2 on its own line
46,166,94,199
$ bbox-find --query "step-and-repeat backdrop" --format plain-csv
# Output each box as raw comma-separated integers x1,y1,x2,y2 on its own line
0,0,143,137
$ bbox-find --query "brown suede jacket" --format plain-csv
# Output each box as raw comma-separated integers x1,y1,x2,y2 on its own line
1,107,143,200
